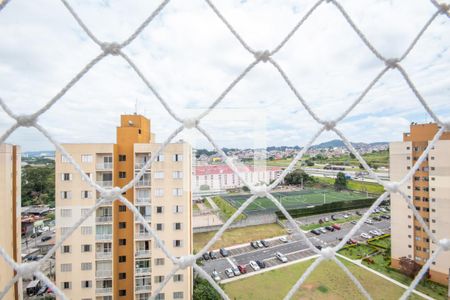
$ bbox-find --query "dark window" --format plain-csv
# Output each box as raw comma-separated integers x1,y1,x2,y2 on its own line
119,256,126,263
119,273,126,280
156,224,163,231
156,206,163,214
119,239,126,246
119,290,126,297
119,205,126,212
119,155,126,162
119,222,126,229
119,172,126,179
138,129,142,134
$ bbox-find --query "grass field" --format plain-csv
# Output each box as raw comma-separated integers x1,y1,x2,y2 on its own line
314,176,385,194
193,223,285,252
224,258,424,300
222,188,369,214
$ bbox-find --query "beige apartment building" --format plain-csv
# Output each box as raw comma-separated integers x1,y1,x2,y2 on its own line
55,115,192,300
390,123,450,286
0,143,22,300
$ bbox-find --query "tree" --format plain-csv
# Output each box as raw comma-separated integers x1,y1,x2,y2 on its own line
22,165,55,207
349,152,356,159
242,186,250,192
399,257,421,278
284,169,312,185
193,275,221,300
334,172,347,191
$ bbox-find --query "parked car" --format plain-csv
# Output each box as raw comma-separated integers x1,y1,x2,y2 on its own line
381,215,389,219
256,260,266,269
343,214,349,219
279,236,288,243
346,239,357,245
315,245,322,250
250,241,259,249
224,268,234,278
220,248,229,257
379,208,387,212
211,270,220,282
324,217,329,222
310,229,321,235
373,216,382,221
238,264,247,274
261,240,270,247
369,230,381,236
332,224,341,230
275,252,288,263
41,235,52,242
256,241,264,248
355,211,362,216
364,219,373,225
319,228,327,234
331,215,339,220
202,253,210,260
360,233,372,239
209,251,218,259
325,226,335,232
350,220,357,225
26,280,41,296
249,260,260,271
232,266,241,276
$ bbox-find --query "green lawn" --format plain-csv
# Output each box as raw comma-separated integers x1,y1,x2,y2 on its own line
314,176,385,194
222,189,369,214
212,196,246,221
338,244,379,260
368,236,391,249
193,223,285,252
224,258,424,300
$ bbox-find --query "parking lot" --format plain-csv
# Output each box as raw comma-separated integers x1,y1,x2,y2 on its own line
200,210,390,282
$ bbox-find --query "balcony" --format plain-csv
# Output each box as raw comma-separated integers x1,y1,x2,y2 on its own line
97,181,113,188
96,251,112,260
96,270,112,278
96,287,113,295
135,232,152,240
96,163,113,170
135,162,150,170
135,250,151,258
96,216,113,223
135,197,150,205
96,234,113,241
135,267,151,275
135,215,151,222
135,180,151,188
135,285,151,293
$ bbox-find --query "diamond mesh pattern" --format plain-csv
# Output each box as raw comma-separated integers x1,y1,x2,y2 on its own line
0,0,449,299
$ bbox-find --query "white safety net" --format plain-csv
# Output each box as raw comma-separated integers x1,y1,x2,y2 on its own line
1,0,450,299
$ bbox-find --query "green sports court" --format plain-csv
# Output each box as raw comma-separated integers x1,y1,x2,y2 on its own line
221,188,369,215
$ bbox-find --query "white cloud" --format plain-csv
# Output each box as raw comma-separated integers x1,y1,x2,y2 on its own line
0,0,449,151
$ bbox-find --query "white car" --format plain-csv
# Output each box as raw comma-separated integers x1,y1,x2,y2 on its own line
211,270,220,282
369,230,381,236
279,236,288,243
232,267,241,276
224,268,234,278
275,252,288,263
364,219,373,225
360,233,372,239
256,241,263,248
249,260,260,271
380,208,387,212
343,214,349,219
319,228,327,234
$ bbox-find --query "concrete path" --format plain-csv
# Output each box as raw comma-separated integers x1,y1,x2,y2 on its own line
205,196,220,211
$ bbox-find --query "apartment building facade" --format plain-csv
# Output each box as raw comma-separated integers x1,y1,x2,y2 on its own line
390,123,450,286
55,115,192,300
0,143,22,300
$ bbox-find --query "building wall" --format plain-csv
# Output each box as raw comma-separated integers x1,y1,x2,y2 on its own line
0,144,21,300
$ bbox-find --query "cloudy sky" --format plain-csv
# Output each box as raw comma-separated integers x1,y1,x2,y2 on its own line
0,0,449,151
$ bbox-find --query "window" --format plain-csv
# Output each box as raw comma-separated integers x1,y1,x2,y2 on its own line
61,191,71,200
155,258,165,266
157,154,164,162
81,154,93,163
155,189,164,197
119,273,126,280
61,155,70,163
62,282,71,289
172,188,183,197
61,264,72,272
62,245,71,253
173,205,183,214
156,224,164,231
156,206,164,214
81,190,92,199
172,171,183,179
81,208,90,217
119,171,126,179
119,256,126,263
155,293,165,300
81,263,92,271
119,205,126,212
154,171,164,179
174,223,182,230
431,167,435,171
119,222,126,229
119,239,127,246
82,172,92,181
81,244,92,252
81,280,92,288
81,226,92,235
62,173,72,181
173,240,183,248
173,292,183,299
60,208,72,217
119,154,126,161
173,274,183,282
154,276,165,283
173,154,183,161
119,290,126,297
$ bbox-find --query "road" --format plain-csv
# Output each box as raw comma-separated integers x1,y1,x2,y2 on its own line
303,167,389,182
201,215,390,281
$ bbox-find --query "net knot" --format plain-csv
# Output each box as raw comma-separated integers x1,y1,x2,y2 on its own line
254,50,271,63
384,182,399,193
101,186,121,200
323,120,336,131
439,3,449,14
320,247,335,259
17,262,39,276
183,118,199,129
252,184,268,197
16,114,36,127
385,58,399,69
176,255,195,269
439,238,450,251
101,42,121,56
